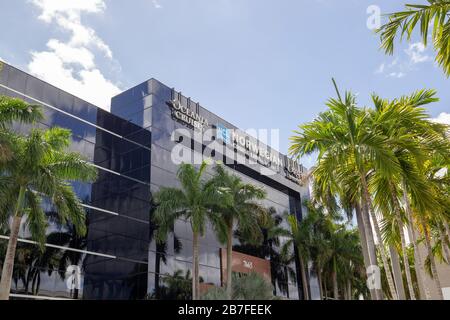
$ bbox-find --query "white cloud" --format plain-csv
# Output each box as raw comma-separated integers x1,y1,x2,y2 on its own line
29,51,120,109
375,63,385,74
388,72,405,78
405,42,431,64
389,58,398,67
432,112,450,125
375,42,432,79
32,0,105,22
152,0,162,9
28,0,121,109
47,39,95,69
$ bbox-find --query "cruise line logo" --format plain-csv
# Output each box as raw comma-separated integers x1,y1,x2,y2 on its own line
216,123,231,144
167,99,209,130
217,123,283,168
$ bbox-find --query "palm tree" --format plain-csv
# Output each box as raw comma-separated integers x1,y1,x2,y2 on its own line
367,89,450,299
326,226,365,300
312,163,381,300
280,211,315,300
208,165,266,300
232,207,294,297
377,1,450,77
416,155,450,300
0,95,43,163
0,127,97,300
279,200,367,300
159,270,194,300
152,161,226,300
289,80,400,299
149,198,183,300
290,80,450,300
375,91,449,300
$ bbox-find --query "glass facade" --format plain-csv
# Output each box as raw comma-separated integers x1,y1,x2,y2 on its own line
0,63,150,300
0,62,318,300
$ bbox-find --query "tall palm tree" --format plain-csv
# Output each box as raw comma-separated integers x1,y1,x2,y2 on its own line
289,81,400,299
416,155,450,300
368,89,450,299
0,127,97,300
291,201,334,300
149,198,183,300
280,211,315,300
152,161,227,300
279,201,366,300
312,163,380,300
0,95,43,163
377,1,450,77
208,165,266,300
290,81,450,300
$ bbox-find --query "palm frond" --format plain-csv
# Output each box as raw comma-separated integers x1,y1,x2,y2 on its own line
24,190,47,250
0,95,43,128
377,1,450,76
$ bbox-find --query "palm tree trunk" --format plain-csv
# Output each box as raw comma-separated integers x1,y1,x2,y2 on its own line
361,174,398,299
355,202,379,300
154,249,162,298
226,223,233,300
316,265,323,300
443,220,450,243
347,280,352,300
332,272,338,299
389,185,414,300
343,280,348,300
0,186,26,300
419,215,444,300
439,227,450,264
389,245,406,300
32,272,40,295
368,203,398,300
403,186,431,300
298,250,309,300
332,259,338,299
192,231,200,300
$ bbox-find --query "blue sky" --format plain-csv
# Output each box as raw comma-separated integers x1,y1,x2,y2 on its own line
0,0,449,167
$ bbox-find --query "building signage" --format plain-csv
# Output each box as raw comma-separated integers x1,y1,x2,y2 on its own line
217,124,283,168
231,131,284,168
243,260,253,269
284,158,305,185
220,249,271,284
167,99,209,130
217,123,304,184
217,123,231,144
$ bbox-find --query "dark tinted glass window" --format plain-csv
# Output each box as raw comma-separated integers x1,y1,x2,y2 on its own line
72,98,97,124
25,76,45,101
6,67,27,92
0,63,10,85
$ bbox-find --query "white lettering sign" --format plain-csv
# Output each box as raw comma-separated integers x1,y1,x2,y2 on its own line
167,100,209,130
243,260,253,269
